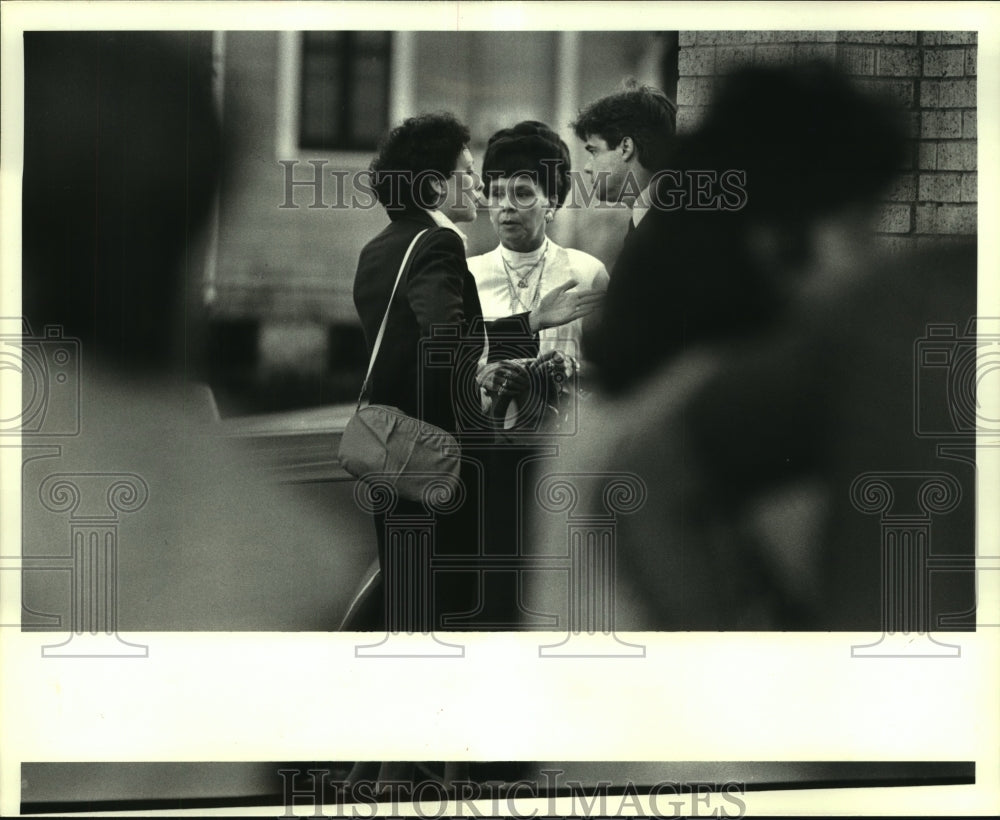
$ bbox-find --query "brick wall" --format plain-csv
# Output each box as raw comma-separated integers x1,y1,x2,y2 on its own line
676,31,978,248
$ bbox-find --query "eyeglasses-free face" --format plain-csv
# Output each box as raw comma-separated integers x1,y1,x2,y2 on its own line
486,174,553,253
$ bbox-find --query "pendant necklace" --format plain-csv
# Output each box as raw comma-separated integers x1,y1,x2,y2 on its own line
502,241,548,287
501,242,548,313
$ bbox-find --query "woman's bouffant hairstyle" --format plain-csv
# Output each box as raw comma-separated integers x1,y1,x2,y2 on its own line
369,112,471,212
481,120,572,207
571,78,677,173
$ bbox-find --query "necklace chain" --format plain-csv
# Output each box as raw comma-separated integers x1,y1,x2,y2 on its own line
505,252,544,287
501,242,548,313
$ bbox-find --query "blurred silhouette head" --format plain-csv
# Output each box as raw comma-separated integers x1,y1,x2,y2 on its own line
22,32,223,377
572,79,677,203
682,61,906,283
482,121,570,252
587,62,907,394
369,113,480,222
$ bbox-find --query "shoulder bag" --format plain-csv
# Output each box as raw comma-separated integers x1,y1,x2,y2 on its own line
337,229,462,502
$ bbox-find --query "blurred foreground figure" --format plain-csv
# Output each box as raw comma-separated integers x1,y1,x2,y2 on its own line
20,32,368,631
529,64,975,630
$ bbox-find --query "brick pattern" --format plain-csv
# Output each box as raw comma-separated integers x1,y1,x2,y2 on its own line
912,32,977,238
676,31,978,242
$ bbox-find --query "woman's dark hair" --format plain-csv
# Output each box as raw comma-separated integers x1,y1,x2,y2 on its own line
571,78,677,173
481,120,572,207
369,112,471,212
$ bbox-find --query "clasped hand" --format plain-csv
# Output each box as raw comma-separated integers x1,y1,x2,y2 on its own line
482,350,569,399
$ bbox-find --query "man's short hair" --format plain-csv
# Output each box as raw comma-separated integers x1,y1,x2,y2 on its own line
481,120,572,207
571,79,677,172
370,112,471,211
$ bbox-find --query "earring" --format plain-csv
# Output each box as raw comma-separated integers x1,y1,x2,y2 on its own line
545,211,554,222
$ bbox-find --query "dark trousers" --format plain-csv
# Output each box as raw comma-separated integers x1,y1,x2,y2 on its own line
372,455,482,632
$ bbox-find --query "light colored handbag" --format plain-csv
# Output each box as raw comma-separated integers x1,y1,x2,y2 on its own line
338,229,461,502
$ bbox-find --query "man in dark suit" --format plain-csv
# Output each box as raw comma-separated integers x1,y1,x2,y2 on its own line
571,79,677,239
570,81,678,389
351,113,602,632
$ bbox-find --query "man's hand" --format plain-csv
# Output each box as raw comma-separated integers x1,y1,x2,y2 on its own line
530,279,604,332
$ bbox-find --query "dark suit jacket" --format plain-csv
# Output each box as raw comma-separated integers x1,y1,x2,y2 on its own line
582,176,780,396
353,210,540,631
354,210,533,436
354,211,480,435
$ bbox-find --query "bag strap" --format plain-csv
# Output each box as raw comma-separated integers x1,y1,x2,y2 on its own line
357,228,430,409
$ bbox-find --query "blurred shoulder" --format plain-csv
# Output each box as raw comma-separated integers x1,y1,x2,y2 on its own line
569,349,725,466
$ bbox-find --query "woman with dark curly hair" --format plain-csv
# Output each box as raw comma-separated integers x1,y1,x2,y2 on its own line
349,113,602,633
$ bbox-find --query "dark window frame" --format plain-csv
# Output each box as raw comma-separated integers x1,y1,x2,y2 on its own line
298,31,391,152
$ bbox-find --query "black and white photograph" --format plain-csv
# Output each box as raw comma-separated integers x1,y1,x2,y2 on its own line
1,1,998,816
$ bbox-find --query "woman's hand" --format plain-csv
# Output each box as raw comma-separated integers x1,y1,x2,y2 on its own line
529,279,604,332
480,360,531,401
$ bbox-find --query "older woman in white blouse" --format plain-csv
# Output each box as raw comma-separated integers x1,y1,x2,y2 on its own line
468,121,609,431
463,121,610,598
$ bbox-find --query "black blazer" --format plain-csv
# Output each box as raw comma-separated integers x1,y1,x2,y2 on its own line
583,174,777,395
355,211,532,436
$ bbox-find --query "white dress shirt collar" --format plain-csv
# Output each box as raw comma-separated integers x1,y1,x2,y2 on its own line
631,184,652,227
